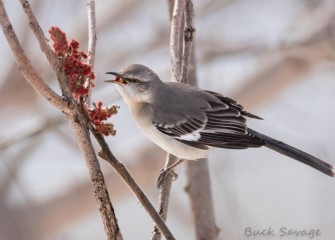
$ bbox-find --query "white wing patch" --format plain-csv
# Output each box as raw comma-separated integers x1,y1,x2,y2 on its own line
175,129,201,141
153,117,207,142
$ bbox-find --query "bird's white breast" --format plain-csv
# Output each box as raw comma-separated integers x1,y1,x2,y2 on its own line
129,102,208,160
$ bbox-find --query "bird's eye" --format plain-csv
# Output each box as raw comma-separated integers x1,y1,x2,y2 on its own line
130,78,140,83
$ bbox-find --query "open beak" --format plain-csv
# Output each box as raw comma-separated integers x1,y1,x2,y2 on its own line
105,72,127,84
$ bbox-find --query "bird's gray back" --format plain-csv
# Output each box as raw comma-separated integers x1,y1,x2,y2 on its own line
151,82,218,124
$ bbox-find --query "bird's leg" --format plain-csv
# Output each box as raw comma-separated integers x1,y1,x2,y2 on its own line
157,159,186,188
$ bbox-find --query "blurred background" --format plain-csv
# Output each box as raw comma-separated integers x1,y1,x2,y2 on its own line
1,0,335,239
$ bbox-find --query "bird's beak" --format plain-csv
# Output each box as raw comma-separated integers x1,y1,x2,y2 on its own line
105,72,127,84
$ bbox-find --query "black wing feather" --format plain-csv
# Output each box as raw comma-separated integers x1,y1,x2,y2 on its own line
154,90,264,150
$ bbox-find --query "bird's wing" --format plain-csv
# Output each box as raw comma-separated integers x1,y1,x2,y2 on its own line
153,89,264,150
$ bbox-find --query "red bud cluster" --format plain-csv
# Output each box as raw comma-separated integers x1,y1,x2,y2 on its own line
49,27,95,99
86,101,118,136
49,27,117,136
49,27,67,54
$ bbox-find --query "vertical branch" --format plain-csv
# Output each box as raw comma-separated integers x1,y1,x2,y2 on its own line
87,0,97,69
86,0,97,105
182,1,219,239
151,1,185,239
89,3,177,234
151,154,178,240
160,0,219,239
185,160,219,240
169,0,185,81
85,1,122,239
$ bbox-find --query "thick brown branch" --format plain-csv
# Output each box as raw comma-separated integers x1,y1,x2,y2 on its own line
90,129,176,240
70,120,122,240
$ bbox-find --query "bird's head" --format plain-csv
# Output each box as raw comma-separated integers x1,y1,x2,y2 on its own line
105,64,162,103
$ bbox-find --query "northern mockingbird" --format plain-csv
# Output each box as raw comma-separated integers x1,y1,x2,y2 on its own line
105,64,334,179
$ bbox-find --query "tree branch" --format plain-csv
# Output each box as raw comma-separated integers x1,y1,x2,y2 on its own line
152,1,185,239
181,1,219,239
86,0,97,105
163,0,220,239
151,154,177,240
169,0,185,81
180,0,195,84
69,120,123,240
90,129,176,240
185,160,219,239
18,0,72,98
87,0,97,69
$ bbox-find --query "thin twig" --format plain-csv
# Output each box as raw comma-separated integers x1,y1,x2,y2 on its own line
151,1,185,239
0,1,69,114
18,0,72,98
86,0,97,105
162,0,219,238
181,1,219,239
151,154,177,239
90,129,176,240
85,1,122,239
87,0,97,69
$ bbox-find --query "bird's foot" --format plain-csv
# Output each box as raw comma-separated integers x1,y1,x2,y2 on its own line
157,168,178,188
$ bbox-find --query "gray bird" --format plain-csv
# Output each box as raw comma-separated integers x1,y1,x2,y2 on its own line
105,64,334,178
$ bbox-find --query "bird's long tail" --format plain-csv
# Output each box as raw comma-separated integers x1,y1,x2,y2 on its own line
248,128,334,177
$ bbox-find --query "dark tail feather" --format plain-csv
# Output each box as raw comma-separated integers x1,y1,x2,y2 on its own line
248,128,334,177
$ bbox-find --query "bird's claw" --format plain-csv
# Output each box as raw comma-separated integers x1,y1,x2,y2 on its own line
157,168,178,188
